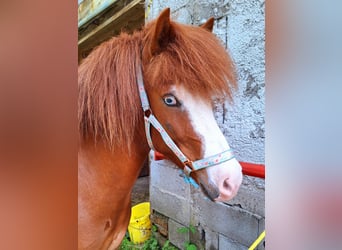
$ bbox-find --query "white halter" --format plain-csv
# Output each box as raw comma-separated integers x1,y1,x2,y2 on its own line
136,66,235,176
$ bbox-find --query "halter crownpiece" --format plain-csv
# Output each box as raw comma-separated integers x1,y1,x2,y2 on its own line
136,65,235,176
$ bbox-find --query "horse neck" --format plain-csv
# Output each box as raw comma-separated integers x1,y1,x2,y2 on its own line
79,126,150,191
78,127,149,250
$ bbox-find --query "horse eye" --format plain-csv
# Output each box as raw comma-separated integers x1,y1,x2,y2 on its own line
163,94,179,107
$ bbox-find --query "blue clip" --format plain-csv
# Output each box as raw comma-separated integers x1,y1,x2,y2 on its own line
179,170,199,189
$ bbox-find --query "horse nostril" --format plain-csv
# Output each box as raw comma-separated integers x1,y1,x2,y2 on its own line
223,178,230,189
220,178,234,197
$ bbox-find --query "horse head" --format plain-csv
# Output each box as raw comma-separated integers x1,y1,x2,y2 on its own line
140,8,242,202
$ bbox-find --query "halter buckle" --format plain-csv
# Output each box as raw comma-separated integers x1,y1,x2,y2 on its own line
183,160,194,176
144,108,152,118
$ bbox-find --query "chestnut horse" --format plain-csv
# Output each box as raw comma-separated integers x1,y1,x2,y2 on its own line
78,8,242,250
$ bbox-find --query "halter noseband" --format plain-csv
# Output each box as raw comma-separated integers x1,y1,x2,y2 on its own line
136,66,235,176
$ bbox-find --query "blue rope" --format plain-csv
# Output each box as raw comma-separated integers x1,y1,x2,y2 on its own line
179,170,199,189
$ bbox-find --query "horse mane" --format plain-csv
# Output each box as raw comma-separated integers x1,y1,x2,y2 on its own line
78,19,237,150
78,32,143,150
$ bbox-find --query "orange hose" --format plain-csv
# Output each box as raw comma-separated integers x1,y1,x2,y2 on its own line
240,162,265,179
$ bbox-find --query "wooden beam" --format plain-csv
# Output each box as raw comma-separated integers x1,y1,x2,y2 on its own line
78,0,144,55
78,0,119,28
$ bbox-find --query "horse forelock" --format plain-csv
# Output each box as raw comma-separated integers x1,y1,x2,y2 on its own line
78,19,237,150
144,21,237,102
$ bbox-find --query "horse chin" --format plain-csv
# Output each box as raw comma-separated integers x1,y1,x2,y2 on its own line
195,175,220,201
199,182,220,201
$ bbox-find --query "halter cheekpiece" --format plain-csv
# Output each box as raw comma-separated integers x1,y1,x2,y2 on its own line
136,65,235,176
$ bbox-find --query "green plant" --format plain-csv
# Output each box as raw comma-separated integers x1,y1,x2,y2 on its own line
177,225,198,250
177,225,196,234
142,236,159,250
162,240,177,250
120,224,177,250
184,241,197,250
119,233,134,250
120,223,199,250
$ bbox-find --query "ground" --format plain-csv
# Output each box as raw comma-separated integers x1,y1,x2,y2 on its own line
131,176,150,206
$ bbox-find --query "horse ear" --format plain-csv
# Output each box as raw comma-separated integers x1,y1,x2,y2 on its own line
201,17,214,32
150,8,174,55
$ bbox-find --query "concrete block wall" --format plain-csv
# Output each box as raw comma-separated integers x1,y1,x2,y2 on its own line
146,0,265,249
150,160,265,250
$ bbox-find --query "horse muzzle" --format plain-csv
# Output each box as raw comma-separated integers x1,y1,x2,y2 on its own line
196,159,243,202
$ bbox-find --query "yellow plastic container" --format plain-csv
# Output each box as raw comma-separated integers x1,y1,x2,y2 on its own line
128,202,151,244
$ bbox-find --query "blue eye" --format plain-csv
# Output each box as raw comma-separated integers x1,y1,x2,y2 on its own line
163,94,180,107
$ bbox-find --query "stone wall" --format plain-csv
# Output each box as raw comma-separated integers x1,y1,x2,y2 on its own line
146,1,265,249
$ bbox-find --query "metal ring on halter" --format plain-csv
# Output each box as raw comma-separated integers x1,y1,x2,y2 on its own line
183,160,194,176
144,108,152,118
